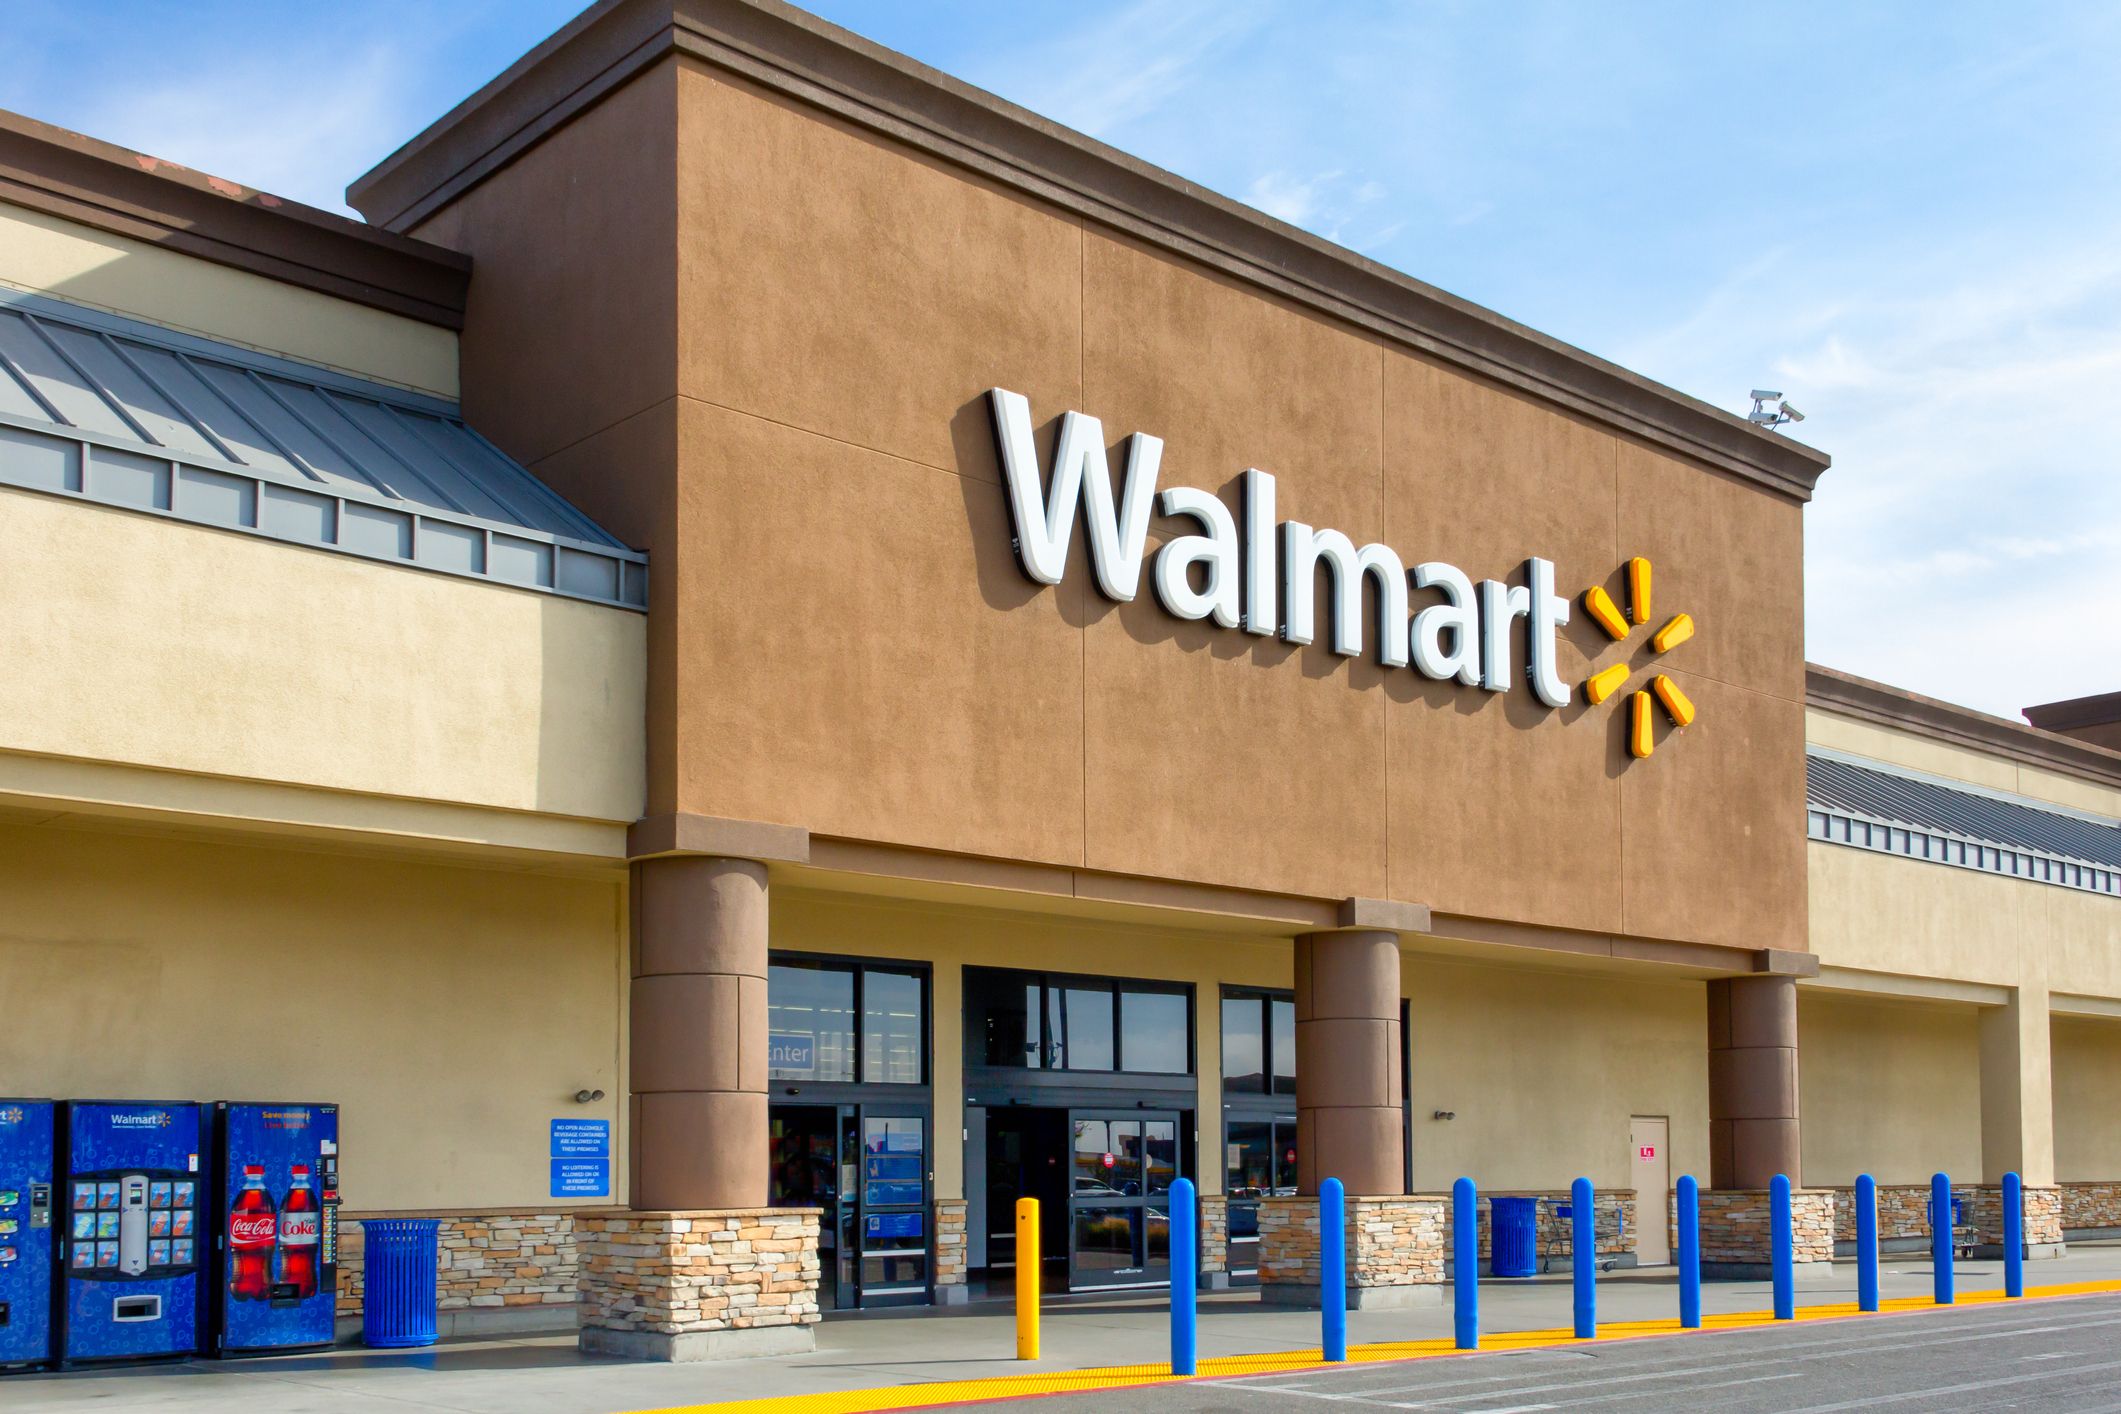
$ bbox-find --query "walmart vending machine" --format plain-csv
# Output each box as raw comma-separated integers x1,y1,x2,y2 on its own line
0,1100,57,1371
58,1100,206,1364
211,1102,340,1355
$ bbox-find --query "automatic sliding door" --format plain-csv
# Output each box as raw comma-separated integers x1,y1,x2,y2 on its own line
1069,1112,1179,1289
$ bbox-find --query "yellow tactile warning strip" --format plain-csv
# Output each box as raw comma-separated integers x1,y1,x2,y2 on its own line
636,1279,2121,1414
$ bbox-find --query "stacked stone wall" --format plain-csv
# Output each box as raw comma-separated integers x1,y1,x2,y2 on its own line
1258,1195,1444,1296
575,1208,819,1341
336,1211,578,1320
933,1199,967,1291
1697,1189,1834,1267
1199,1194,1228,1276
1438,1190,1637,1266
2061,1181,2121,1234
1825,1186,1932,1243
1966,1185,2063,1248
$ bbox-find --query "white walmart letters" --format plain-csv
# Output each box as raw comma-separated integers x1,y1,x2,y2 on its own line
987,389,1572,707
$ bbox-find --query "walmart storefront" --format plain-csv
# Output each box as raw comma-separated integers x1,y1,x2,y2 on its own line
3,0,2118,1364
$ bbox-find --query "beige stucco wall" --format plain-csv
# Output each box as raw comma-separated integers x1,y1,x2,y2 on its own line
1406,958,1707,1193
2054,1015,2121,1180
0,488,645,828
1798,992,1983,1187
1806,842,2121,1000
0,200,458,398
0,822,625,1210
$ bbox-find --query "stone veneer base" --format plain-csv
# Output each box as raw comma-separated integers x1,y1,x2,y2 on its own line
1258,1195,1445,1308
1696,1189,1835,1281
581,1324,815,1361
575,1207,820,1363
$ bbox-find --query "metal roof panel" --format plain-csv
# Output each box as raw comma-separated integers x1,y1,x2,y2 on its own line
0,293,644,610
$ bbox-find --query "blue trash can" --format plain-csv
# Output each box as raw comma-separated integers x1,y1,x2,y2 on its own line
1490,1196,1538,1278
360,1219,440,1348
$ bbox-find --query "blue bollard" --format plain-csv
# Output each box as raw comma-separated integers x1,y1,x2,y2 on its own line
1931,1172,1954,1305
1169,1177,1197,1375
1856,1173,1879,1313
1453,1177,1479,1350
1321,1177,1348,1362
1770,1174,1795,1320
2003,1171,2024,1299
1676,1175,1701,1330
1571,1177,1595,1339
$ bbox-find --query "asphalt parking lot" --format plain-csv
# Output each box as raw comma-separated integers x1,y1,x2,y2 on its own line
987,1290,2121,1413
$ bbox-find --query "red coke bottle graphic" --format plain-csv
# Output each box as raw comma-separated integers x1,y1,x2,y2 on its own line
279,1165,321,1299
228,1165,277,1301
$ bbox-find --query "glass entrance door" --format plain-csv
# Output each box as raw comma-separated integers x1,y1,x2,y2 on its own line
855,1111,929,1306
1068,1111,1180,1289
1224,1113,1297,1280
769,1104,855,1310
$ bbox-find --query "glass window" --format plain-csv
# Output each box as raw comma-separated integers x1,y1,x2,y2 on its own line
1120,989,1189,1073
1274,1117,1299,1192
1222,996,1265,1093
863,971,924,1084
966,968,1041,1068
767,962,855,1082
1270,997,1297,1096
1057,986,1115,1071
1225,1119,1273,1201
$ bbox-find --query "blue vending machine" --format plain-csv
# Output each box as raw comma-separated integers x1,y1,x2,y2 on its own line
0,1100,57,1372
212,1102,340,1355
58,1100,206,1364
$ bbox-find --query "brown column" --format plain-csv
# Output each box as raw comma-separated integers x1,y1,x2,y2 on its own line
1707,975,1801,1190
630,855,769,1210
1294,929,1405,1197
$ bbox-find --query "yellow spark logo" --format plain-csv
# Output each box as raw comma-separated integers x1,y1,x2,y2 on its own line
1581,557,1696,758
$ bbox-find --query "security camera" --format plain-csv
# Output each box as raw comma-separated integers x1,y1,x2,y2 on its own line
1780,402,1805,423
1750,389,1783,403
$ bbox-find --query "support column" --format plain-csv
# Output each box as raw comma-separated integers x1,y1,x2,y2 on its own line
631,855,769,1210
1293,928,1405,1197
1975,985,2063,1258
1700,975,1831,1277
1707,975,1801,1190
584,818,818,1362
1263,908,1441,1309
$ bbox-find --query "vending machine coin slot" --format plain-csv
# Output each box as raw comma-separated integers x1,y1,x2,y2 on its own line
30,1183,51,1229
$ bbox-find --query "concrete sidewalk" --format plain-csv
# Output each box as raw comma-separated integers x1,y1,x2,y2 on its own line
7,1247,2120,1413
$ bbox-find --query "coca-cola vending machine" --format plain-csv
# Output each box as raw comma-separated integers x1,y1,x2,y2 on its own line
210,1103,339,1356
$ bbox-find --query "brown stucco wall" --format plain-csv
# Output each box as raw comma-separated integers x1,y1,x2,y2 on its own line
401,50,1809,952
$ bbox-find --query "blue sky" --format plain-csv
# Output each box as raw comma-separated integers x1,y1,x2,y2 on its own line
5,1,2119,718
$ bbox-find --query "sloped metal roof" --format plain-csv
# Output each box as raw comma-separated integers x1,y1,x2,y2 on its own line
0,293,644,609
1807,748,2121,897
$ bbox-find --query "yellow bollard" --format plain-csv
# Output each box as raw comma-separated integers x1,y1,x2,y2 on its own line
1015,1197,1040,1360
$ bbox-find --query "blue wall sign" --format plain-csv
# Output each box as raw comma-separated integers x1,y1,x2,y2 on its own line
550,1159,609,1198
768,1033,815,1075
549,1120,610,1158
548,1119,611,1197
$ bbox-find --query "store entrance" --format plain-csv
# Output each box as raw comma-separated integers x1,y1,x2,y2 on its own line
971,1105,1186,1293
769,1103,931,1310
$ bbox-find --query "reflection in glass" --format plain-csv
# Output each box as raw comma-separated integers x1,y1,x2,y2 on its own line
1072,1205,1139,1278
1270,998,1297,1096
1120,990,1189,1073
863,971,924,1083
767,963,856,1081
1072,1119,1110,1194
1059,987,1114,1070
1225,1120,1272,1200
1222,997,1265,1093
1142,1121,1177,1196
967,969,1041,1067
1274,1117,1299,1192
